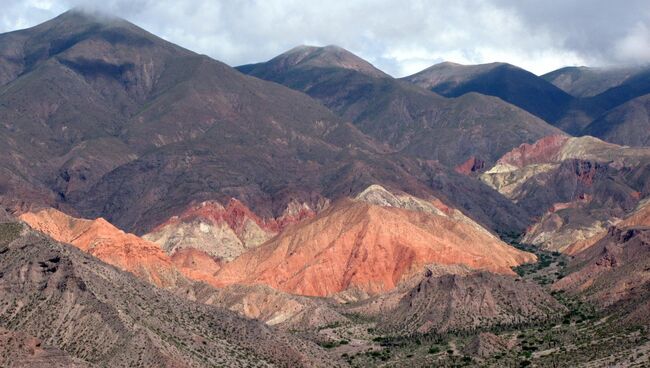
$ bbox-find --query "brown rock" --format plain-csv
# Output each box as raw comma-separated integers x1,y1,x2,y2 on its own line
0,327,90,368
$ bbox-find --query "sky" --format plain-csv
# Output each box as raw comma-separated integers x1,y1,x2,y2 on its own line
1,0,649,77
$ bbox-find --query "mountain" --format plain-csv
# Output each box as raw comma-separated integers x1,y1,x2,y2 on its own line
0,10,533,237
481,135,650,251
19,208,185,287
404,62,650,141
555,67,650,135
237,44,388,78
238,46,564,167
554,222,650,326
582,93,650,147
403,61,574,123
541,65,647,97
212,185,535,297
375,271,565,334
143,198,318,261
564,199,650,255
0,220,338,367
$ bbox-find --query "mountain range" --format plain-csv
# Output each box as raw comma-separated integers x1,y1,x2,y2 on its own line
2,9,650,368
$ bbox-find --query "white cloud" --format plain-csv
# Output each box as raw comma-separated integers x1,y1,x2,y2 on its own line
615,22,650,64
0,0,647,76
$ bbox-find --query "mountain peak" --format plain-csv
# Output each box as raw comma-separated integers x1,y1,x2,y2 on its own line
267,44,389,77
33,8,132,31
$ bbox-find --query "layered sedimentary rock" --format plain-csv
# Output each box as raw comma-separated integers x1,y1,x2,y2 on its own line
212,185,535,297
144,198,318,261
18,207,344,330
480,135,647,198
482,135,650,251
20,208,184,287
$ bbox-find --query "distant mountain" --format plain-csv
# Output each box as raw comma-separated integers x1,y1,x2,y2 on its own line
481,135,650,251
0,10,531,236
237,44,388,78
541,66,647,97
239,46,564,167
403,61,574,123
556,67,650,135
583,93,650,147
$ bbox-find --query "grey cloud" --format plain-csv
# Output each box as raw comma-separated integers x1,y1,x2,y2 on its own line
0,0,648,76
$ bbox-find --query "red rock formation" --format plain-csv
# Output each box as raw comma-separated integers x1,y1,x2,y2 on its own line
213,188,535,297
497,135,569,168
171,248,222,286
20,208,183,288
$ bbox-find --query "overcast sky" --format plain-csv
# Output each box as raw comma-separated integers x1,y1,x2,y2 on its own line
1,0,649,77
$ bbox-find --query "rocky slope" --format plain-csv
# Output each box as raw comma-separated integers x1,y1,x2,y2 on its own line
238,46,564,167
553,224,650,326
212,185,535,297
0,221,339,367
583,93,650,147
563,199,650,255
185,283,348,331
403,61,574,123
19,208,184,288
381,271,564,334
346,267,565,334
481,135,650,251
144,198,317,261
0,328,90,368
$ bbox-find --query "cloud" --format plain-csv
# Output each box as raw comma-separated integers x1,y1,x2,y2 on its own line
0,0,648,76
615,22,650,63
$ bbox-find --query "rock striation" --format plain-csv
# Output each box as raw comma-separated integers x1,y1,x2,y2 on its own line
212,185,535,297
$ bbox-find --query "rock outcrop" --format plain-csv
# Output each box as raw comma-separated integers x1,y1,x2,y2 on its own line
482,135,650,251
350,269,565,334
20,208,184,288
144,198,317,261
212,186,535,297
